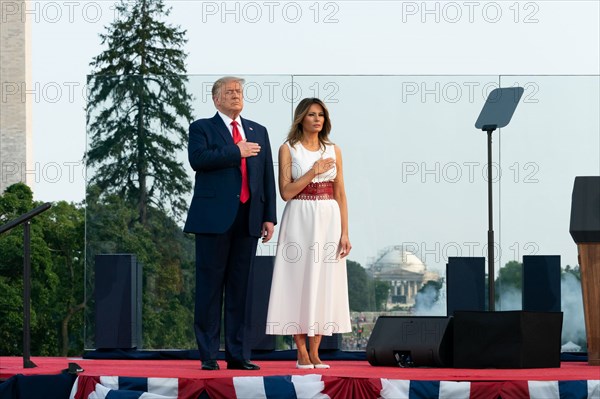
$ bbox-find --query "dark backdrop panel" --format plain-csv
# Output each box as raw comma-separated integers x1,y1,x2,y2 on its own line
522,255,561,312
95,254,142,349
313,334,341,351
246,256,276,351
446,257,486,315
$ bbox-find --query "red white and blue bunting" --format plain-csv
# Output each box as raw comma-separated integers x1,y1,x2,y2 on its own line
69,375,600,399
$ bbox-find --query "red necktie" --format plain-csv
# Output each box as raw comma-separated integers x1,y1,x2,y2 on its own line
231,121,250,203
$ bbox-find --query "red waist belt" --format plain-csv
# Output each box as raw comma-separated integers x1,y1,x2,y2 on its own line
294,182,334,200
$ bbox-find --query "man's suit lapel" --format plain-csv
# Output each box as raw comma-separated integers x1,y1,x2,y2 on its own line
211,113,234,144
241,117,256,143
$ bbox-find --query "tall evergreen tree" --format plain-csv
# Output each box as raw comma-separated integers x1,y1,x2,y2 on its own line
87,0,193,224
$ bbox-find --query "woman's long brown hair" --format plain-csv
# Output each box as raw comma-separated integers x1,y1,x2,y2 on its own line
286,98,333,152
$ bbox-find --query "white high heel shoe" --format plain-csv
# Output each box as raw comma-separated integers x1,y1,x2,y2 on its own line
296,361,315,369
313,363,330,369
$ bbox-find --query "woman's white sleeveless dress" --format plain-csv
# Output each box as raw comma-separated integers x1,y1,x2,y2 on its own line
266,142,351,337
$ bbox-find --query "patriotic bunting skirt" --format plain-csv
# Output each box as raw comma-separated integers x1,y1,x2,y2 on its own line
70,374,600,399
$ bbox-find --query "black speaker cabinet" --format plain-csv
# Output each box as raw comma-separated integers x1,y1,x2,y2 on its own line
246,256,276,351
522,255,561,312
453,311,563,368
570,176,600,242
446,257,485,316
95,254,142,349
366,316,453,367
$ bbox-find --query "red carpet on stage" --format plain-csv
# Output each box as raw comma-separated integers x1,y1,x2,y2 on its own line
1,357,599,398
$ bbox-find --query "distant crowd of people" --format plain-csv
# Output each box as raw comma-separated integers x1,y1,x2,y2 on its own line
342,337,370,351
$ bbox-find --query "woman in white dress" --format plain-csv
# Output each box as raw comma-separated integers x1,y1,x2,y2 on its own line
266,98,352,369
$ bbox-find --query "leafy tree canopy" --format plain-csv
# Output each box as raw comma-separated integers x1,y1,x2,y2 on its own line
87,0,194,224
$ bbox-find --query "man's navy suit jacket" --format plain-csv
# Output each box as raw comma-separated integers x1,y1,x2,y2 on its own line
184,113,277,236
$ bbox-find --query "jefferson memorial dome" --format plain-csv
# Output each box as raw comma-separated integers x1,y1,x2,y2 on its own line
367,246,439,306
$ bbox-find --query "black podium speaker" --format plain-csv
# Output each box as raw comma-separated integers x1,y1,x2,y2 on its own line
95,254,142,349
246,256,276,351
570,176,600,242
453,311,563,368
366,316,453,367
446,257,485,316
522,255,561,312
570,176,600,365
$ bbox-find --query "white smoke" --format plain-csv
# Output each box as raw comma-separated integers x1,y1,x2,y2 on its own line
497,285,522,311
413,282,446,316
561,273,586,348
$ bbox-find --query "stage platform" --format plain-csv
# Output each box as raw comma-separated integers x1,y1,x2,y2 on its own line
1,357,599,398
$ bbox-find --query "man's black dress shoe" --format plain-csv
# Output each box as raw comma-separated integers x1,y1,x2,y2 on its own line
201,360,220,370
226,360,260,370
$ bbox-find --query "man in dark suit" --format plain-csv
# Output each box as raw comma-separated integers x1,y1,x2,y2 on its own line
184,76,277,370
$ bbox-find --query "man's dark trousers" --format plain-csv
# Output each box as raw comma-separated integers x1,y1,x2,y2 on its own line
194,202,257,362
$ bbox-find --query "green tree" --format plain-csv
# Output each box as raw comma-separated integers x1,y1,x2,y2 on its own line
87,0,193,225
496,260,522,292
42,201,86,356
373,279,392,311
0,183,85,356
346,260,370,311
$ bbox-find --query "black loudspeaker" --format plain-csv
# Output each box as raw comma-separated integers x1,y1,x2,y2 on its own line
522,255,561,312
95,254,142,349
570,176,600,242
366,316,453,367
453,311,563,368
246,256,276,351
446,257,485,316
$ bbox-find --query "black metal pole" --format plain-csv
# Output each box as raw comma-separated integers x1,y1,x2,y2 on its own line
0,202,51,235
487,130,495,311
23,221,37,368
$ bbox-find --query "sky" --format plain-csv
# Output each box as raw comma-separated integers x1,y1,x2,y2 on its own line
11,0,600,276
